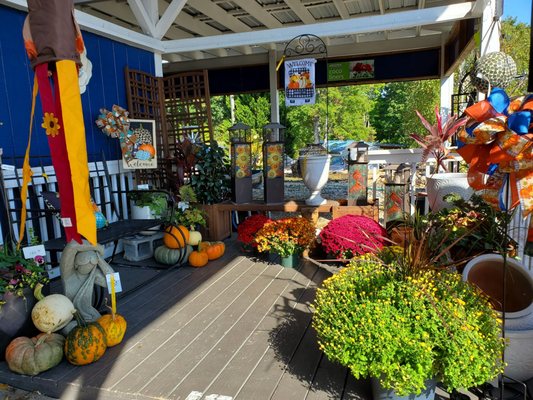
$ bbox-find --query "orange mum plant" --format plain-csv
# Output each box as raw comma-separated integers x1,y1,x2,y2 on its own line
254,217,316,257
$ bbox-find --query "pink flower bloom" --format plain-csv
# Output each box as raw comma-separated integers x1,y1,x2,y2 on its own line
34,255,45,265
319,215,387,259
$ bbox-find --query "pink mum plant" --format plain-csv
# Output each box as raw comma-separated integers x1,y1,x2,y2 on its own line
319,215,387,259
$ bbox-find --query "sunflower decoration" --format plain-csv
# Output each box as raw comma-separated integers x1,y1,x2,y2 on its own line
266,144,283,178
41,112,60,137
234,144,251,178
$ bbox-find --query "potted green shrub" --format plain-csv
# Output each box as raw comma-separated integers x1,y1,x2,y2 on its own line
313,239,505,398
128,191,168,220
190,142,232,241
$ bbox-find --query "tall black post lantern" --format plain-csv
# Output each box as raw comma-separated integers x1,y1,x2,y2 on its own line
229,122,252,204
346,141,369,206
262,123,285,204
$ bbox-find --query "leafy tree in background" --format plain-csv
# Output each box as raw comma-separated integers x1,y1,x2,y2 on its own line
369,80,440,146
501,17,530,95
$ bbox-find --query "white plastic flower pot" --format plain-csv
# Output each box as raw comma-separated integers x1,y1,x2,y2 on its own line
426,172,473,211
299,155,331,206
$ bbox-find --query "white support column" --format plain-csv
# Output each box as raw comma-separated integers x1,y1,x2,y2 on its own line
440,73,454,117
154,53,163,77
480,0,500,56
269,49,280,123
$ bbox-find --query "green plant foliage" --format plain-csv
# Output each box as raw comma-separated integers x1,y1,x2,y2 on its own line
424,194,517,262
501,17,530,95
312,251,505,396
0,245,49,305
190,142,230,204
127,191,168,218
370,80,440,146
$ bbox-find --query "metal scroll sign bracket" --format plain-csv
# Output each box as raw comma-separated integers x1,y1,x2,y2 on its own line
282,34,329,151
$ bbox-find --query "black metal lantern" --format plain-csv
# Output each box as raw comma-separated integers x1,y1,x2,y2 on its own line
229,122,252,203
262,122,285,204
383,164,411,227
347,141,369,205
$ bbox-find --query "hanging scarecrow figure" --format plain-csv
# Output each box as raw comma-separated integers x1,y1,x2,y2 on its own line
19,0,96,246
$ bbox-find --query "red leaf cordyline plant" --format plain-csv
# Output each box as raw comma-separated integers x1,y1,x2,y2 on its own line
410,106,468,172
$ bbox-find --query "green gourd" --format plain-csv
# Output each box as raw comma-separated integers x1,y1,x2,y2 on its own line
154,244,192,265
5,333,65,375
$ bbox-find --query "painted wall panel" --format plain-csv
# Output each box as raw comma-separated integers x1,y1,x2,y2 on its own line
0,5,155,165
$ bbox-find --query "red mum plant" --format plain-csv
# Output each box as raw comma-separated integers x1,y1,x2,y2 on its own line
237,214,272,250
319,215,387,259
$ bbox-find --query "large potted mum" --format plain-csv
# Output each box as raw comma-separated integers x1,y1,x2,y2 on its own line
0,244,49,359
254,217,316,267
313,225,505,398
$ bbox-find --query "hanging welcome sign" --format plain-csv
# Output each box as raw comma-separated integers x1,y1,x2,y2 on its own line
285,58,316,106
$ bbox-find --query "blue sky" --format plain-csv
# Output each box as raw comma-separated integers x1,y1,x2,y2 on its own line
503,0,532,24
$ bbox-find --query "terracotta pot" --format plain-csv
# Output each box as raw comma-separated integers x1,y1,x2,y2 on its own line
462,254,533,318
463,253,533,382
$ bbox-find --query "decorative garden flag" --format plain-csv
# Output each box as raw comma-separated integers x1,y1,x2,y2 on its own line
285,58,316,106
20,0,96,246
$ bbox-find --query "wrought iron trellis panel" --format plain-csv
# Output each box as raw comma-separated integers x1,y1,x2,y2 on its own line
125,68,214,191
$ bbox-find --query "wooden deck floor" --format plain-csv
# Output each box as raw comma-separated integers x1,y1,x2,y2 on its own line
0,241,372,400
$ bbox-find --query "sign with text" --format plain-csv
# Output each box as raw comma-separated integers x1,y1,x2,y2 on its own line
328,60,375,82
285,58,316,106
122,119,158,170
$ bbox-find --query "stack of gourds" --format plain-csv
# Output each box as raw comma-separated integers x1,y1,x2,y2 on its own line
4,284,127,375
155,224,225,268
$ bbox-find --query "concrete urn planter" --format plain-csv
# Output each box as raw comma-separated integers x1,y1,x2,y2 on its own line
299,155,331,206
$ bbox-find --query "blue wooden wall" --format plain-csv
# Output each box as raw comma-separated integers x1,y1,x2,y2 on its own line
0,5,155,165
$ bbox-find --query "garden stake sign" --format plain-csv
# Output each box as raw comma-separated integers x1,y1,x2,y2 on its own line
456,88,533,255
19,0,96,247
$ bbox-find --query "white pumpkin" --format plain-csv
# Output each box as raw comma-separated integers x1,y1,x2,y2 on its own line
31,283,76,334
187,230,202,246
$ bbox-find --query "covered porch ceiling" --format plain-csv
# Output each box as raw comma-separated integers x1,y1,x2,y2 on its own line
2,0,492,74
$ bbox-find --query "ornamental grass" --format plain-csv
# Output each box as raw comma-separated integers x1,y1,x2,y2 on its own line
312,248,505,397
254,217,316,258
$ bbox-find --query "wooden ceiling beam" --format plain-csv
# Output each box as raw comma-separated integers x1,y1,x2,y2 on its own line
187,0,252,32
284,0,316,24
162,1,475,54
232,0,283,28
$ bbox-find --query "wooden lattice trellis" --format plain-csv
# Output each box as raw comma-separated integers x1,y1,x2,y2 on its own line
125,68,214,191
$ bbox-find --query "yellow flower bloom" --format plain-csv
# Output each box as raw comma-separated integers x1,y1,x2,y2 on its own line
41,113,60,137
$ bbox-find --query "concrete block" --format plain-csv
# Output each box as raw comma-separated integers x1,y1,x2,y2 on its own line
121,232,164,262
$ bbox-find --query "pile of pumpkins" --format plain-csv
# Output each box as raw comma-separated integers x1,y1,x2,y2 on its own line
5,284,127,376
154,224,225,268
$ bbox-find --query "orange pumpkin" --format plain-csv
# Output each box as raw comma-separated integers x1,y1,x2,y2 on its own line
198,241,211,252
64,312,107,366
97,313,127,347
206,241,225,260
164,225,189,249
139,143,156,157
189,250,209,268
